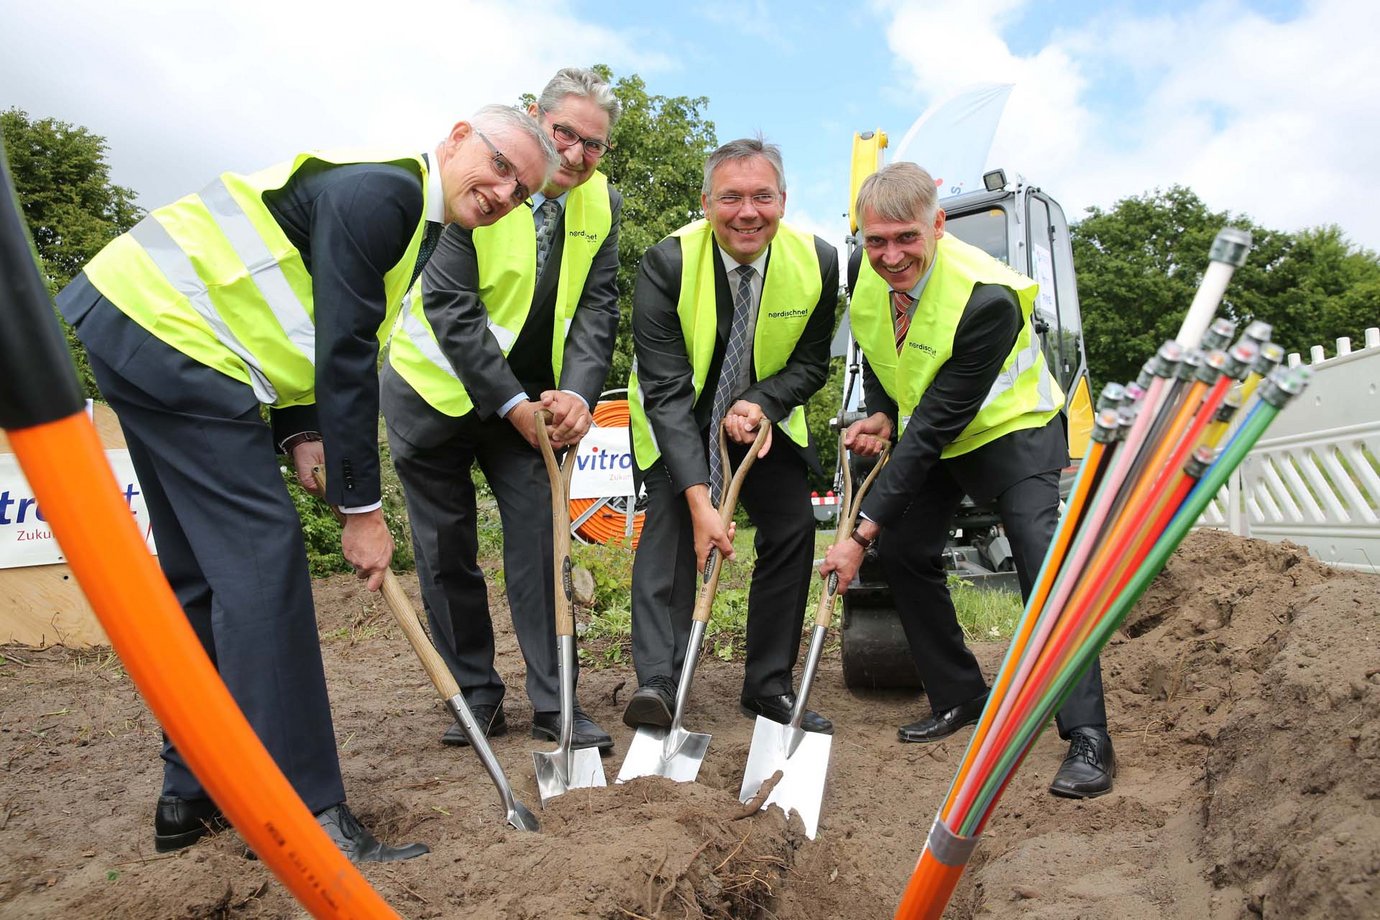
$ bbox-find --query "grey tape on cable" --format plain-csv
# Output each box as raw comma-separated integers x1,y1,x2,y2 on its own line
927,816,980,867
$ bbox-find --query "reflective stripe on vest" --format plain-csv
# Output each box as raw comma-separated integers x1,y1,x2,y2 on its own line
629,220,821,471
851,234,1063,459
387,172,613,417
83,150,429,407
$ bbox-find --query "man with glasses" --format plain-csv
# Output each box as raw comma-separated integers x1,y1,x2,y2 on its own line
819,162,1115,798
623,137,838,734
55,106,554,861
383,68,622,754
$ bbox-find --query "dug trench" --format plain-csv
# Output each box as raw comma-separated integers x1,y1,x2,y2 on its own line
0,529,1376,918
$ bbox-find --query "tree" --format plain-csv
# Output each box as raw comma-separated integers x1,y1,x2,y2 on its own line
2,109,142,395
1071,186,1380,388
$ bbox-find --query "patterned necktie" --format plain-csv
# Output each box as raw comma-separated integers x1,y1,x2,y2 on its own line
409,221,443,287
534,199,562,277
892,289,915,354
708,265,756,504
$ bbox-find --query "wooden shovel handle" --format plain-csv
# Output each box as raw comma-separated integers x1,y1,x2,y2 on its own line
690,421,771,626
812,437,891,628
533,410,580,638
312,468,463,699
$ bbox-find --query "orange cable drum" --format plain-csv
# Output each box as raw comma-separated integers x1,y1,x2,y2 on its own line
568,399,644,548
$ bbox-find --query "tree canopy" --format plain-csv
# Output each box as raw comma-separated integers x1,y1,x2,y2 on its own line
1071,186,1380,387
2,108,142,395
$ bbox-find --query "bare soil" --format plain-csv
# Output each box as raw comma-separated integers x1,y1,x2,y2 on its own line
1,529,1377,919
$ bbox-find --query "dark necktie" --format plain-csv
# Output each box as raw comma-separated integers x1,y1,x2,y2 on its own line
410,221,443,287
892,289,915,354
534,199,561,277
708,265,756,503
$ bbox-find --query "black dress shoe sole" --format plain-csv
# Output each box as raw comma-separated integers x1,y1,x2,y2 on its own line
530,724,615,755
154,814,227,853
1048,782,1115,800
622,693,673,730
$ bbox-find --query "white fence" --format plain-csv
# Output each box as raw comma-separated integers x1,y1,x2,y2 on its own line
1198,327,1380,574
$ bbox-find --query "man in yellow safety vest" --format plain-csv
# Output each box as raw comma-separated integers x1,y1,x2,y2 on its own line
821,162,1115,798
382,68,622,753
56,106,555,860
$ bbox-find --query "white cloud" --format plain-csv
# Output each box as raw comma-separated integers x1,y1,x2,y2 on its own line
881,0,1380,250
1,0,668,210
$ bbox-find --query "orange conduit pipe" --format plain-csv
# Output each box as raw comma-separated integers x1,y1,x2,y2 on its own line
568,399,644,548
0,144,397,919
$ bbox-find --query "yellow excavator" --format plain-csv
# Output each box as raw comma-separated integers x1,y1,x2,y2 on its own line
837,130,1096,689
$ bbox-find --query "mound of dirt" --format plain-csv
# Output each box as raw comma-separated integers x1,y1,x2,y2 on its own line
0,529,1376,918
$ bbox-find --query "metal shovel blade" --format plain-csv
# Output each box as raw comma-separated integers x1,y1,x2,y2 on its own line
533,746,606,805
616,725,712,784
738,716,832,838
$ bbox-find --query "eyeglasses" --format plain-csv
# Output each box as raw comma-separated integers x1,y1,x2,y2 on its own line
712,192,780,209
547,119,612,159
474,129,531,208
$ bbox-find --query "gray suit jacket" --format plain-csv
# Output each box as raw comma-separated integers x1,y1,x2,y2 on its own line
384,185,622,444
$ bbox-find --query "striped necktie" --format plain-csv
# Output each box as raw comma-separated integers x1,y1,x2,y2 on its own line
892,289,915,354
708,265,756,504
534,199,562,277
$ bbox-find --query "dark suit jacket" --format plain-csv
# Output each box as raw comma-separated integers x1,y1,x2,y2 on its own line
633,229,839,494
390,185,622,432
845,249,1068,525
61,158,427,509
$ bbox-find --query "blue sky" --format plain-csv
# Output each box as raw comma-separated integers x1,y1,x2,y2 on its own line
4,0,1377,256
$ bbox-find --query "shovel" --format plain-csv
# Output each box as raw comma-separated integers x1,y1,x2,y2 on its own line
737,434,890,837
531,413,607,804
313,468,540,832
616,422,770,784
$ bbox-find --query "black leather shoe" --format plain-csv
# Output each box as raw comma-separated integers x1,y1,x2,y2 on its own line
898,693,988,743
154,795,227,853
441,702,507,746
740,693,833,735
622,675,677,729
1049,727,1116,799
316,804,429,863
532,707,615,754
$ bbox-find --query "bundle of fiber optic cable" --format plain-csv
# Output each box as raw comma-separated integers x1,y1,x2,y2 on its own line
893,228,1310,920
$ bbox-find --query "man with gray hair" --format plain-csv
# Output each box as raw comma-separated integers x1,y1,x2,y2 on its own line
820,161,1115,798
623,137,838,733
56,105,554,861
383,68,622,753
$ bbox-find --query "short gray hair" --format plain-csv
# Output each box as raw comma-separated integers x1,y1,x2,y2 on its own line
702,136,787,197
536,67,623,129
855,162,939,229
470,103,558,181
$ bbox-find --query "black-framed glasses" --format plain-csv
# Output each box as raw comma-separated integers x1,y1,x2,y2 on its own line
712,192,780,209
548,120,612,159
475,129,531,207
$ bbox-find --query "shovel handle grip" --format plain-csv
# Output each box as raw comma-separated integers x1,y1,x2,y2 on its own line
690,422,770,625
312,468,464,699
534,409,580,638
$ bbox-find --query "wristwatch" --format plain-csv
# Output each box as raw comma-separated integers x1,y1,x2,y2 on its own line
280,431,323,454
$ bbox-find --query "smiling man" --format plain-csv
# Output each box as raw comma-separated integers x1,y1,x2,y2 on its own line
382,68,622,755
55,105,555,862
820,162,1115,799
623,136,838,734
